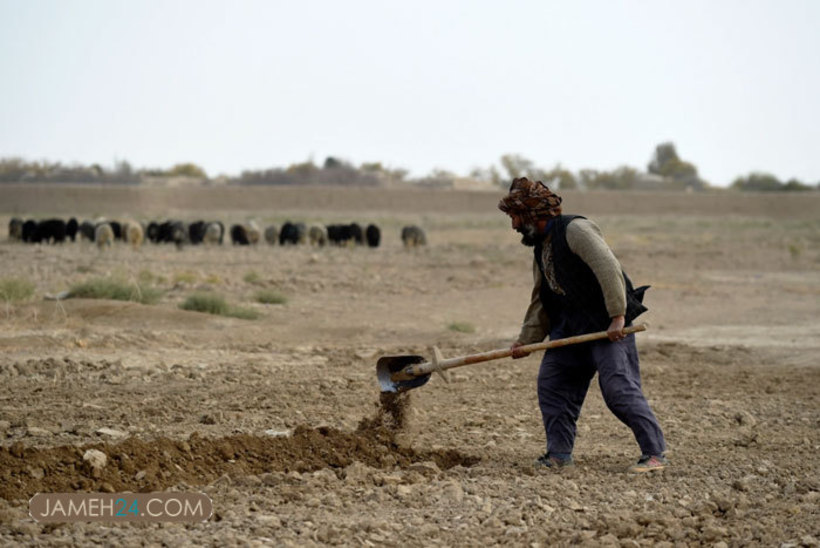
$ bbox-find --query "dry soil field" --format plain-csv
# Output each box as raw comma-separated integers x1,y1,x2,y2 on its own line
0,184,818,546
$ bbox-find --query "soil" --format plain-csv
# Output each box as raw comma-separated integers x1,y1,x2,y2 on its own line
0,185,818,546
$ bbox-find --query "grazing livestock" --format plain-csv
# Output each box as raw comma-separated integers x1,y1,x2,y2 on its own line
365,224,381,248
326,223,365,246
401,225,427,247
35,219,68,244
154,220,187,248
244,221,262,245
21,220,39,243
124,221,144,249
79,221,96,241
66,218,78,242
109,221,122,241
279,221,301,245
95,223,115,249
230,224,250,245
264,225,279,245
308,224,327,246
349,223,364,245
8,218,23,241
203,222,223,245
146,222,161,243
188,220,207,245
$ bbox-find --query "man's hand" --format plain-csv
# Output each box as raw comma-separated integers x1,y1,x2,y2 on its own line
607,315,626,342
511,341,531,359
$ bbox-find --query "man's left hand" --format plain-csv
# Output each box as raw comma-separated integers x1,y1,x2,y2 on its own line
607,315,626,342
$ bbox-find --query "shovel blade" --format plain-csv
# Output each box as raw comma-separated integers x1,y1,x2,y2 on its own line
376,354,430,393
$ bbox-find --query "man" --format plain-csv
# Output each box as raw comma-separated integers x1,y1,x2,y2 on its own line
498,177,667,473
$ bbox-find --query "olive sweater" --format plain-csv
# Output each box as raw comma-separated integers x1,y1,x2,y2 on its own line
517,218,626,344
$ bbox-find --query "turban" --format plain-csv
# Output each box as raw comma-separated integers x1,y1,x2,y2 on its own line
498,177,562,224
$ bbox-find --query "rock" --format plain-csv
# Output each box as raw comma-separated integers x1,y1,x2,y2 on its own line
734,411,757,427
28,467,45,480
800,535,818,547
441,481,464,503
396,485,413,499
26,426,52,437
408,461,441,475
264,429,291,438
135,470,147,481
100,482,115,493
12,522,40,536
344,461,375,485
0,420,11,433
377,474,403,486
702,526,728,541
95,427,127,438
257,514,281,528
82,449,107,478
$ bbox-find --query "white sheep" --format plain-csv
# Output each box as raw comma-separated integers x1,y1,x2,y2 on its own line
308,224,327,246
95,223,114,249
264,225,279,245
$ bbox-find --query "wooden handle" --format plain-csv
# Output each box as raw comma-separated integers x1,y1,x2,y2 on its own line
395,323,647,380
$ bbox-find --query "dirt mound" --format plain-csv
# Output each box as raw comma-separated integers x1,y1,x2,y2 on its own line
0,422,478,501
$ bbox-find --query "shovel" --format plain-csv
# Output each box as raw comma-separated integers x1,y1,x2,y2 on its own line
377,323,648,392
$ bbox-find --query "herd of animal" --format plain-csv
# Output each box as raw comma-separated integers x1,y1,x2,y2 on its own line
6,217,428,249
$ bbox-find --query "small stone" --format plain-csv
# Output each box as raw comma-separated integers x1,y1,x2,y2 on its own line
26,426,52,437
95,427,127,438
408,461,441,475
257,514,281,528
263,429,291,437
100,482,115,493
82,449,107,478
13,522,40,536
135,470,147,481
441,481,464,503
28,467,45,480
0,420,11,432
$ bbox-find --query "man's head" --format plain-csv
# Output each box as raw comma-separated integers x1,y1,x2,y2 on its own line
498,177,562,246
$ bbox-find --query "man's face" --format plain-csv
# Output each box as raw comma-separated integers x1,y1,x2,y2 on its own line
510,213,541,247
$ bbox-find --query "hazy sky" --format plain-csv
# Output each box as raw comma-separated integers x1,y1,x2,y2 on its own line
1,0,818,186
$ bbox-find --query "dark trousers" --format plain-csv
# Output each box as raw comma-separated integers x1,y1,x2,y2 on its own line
537,333,666,457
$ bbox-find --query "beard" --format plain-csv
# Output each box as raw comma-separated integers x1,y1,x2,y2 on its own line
517,224,542,247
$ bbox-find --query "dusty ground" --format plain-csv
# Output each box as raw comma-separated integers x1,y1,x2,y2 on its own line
0,185,818,546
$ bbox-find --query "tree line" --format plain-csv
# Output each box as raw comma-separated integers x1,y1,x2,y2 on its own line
0,143,817,191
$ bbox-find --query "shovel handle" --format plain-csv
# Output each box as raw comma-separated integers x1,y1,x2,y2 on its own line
396,323,647,380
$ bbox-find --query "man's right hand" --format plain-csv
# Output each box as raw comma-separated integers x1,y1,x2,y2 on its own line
511,341,531,359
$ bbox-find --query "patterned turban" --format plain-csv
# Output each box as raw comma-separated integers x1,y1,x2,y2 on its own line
498,177,562,224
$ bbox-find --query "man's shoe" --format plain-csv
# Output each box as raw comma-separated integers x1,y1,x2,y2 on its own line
628,455,669,473
534,453,574,469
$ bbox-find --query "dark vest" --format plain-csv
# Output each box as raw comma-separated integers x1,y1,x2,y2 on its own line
534,215,649,337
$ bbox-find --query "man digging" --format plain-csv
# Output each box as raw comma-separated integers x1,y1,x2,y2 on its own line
499,177,668,473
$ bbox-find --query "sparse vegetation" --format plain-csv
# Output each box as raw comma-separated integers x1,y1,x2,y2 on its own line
243,271,262,285
69,278,163,305
0,278,35,302
173,271,199,284
254,289,287,305
180,292,260,320
448,321,476,334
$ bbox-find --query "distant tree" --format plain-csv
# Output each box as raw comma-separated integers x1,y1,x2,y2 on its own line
783,178,814,192
168,163,207,178
580,166,641,190
499,154,535,180
539,164,578,190
323,156,350,170
731,172,783,191
286,160,319,180
648,142,704,189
